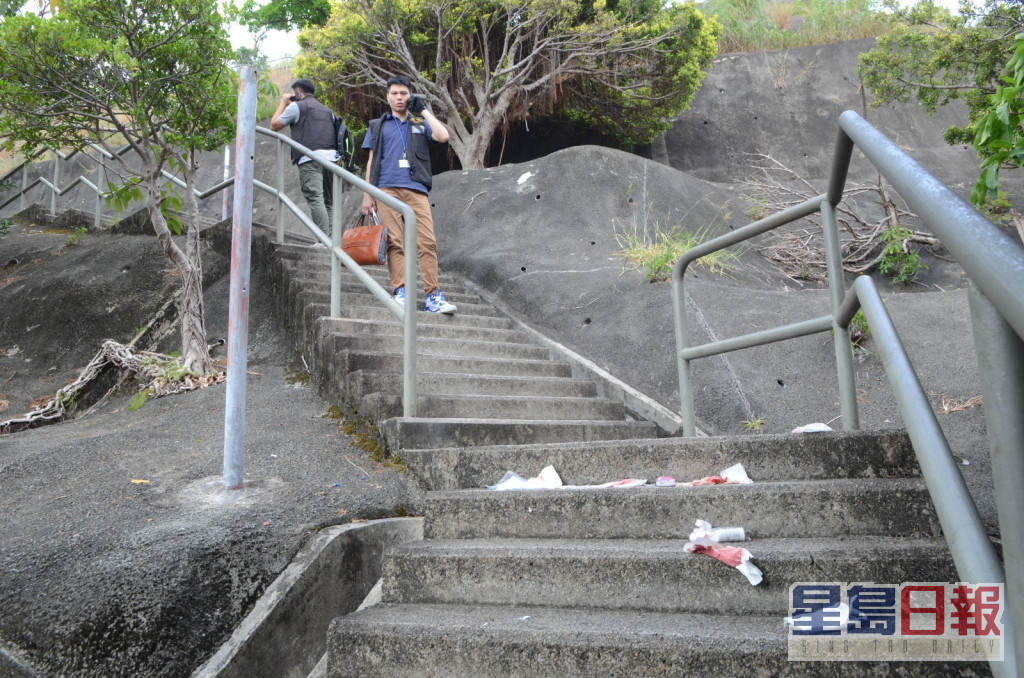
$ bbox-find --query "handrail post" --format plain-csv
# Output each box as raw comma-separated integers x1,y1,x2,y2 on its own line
222,65,258,491
821,200,859,430
20,163,28,211
275,139,285,244
222,145,230,221
402,206,418,418
50,153,60,217
969,282,1024,673
330,172,342,318
672,273,696,436
95,162,105,231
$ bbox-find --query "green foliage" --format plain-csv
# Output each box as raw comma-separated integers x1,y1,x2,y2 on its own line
971,33,1024,206
979,189,1015,225
236,0,331,33
64,226,87,247
859,1,1024,205
296,0,718,167
741,416,765,431
707,0,885,53
255,73,282,124
831,307,871,349
127,391,148,412
848,308,870,349
746,193,772,221
0,218,10,236
615,206,740,283
878,224,928,284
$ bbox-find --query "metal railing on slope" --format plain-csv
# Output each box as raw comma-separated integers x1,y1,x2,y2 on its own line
672,109,1024,677
0,128,421,419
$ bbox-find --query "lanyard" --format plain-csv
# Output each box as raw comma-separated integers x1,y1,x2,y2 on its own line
392,116,408,157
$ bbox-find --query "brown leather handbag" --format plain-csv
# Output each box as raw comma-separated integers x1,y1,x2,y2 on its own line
342,211,387,265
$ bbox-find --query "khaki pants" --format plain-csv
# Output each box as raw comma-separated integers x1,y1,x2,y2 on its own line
376,187,440,294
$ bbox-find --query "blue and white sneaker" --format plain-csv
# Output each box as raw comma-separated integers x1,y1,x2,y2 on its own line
393,286,406,308
425,289,457,314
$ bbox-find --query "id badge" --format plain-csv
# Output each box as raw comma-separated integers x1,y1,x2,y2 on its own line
399,158,411,169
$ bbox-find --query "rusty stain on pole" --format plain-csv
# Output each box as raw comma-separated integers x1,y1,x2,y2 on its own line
222,66,259,491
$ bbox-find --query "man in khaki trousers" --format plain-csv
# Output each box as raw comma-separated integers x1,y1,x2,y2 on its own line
360,75,456,315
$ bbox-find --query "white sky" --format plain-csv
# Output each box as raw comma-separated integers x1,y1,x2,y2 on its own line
229,22,300,65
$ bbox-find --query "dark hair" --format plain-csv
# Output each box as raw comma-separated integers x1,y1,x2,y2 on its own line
291,78,316,96
386,75,413,91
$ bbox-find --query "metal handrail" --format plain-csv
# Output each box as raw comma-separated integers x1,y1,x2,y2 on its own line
0,126,421,418
673,109,1022,677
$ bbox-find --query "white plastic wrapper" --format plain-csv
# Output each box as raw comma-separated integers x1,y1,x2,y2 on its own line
791,422,834,434
684,519,762,586
688,519,746,542
488,465,562,490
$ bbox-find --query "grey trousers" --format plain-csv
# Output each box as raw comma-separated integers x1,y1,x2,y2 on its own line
298,160,333,235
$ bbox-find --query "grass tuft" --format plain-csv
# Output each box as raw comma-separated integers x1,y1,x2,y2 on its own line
614,208,741,283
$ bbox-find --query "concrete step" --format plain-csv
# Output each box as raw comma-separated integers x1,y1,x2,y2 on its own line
381,536,955,615
324,333,551,361
282,257,466,290
421,478,940,540
347,371,598,400
317,316,529,345
359,393,626,422
298,288,499,317
380,417,659,451
325,333,557,364
325,603,985,677
400,430,917,491
293,278,482,305
315,303,514,329
331,351,573,384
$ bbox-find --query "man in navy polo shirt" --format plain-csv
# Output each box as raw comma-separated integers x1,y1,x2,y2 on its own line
361,75,457,314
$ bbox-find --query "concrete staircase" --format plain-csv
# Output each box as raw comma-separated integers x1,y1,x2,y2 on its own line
261,239,989,677
267,241,658,451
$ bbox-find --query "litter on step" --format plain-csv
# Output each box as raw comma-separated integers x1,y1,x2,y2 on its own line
791,422,834,433
684,519,763,586
487,464,755,491
488,465,563,490
681,463,752,486
486,466,647,490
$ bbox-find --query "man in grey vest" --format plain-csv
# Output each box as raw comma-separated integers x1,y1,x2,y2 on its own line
270,78,340,235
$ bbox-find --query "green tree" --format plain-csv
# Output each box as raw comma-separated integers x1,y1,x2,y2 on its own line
235,0,331,33
0,0,237,374
971,33,1024,205
296,0,719,169
859,0,1024,205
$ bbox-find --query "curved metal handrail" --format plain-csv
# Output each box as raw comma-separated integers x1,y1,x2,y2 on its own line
672,110,1022,677
0,125,421,418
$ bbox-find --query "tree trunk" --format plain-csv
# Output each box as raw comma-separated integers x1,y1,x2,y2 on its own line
447,108,502,170
141,162,211,375
179,159,212,375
